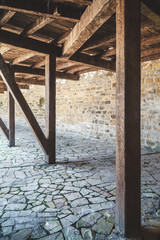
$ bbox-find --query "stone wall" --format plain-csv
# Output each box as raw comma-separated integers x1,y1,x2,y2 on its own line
0,60,160,149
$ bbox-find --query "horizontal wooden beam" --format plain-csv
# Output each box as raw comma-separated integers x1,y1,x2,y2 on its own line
11,53,35,65
0,29,62,56
10,65,79,80
82,34,116,51
64,0,92,5
63,0,116,58
0,54,48,154
81,20,154,52
141,53,160,62
21,16,55,37
0,1,81,21
0,10,15,26
141,47,160,58
70,53,116,72
0,117,9,139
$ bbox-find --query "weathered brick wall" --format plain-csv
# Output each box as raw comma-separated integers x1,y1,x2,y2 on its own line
0,60,160,149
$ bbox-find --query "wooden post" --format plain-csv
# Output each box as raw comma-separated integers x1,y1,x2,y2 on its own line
45,53,56,164
116,0,141,238
8,90,15,147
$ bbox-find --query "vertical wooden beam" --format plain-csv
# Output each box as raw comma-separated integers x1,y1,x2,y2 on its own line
116,0,141,238
8,90,15,147
45,53,56,164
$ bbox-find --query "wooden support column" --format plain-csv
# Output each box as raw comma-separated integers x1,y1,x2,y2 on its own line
116,0,141,238
45,53,56,164
8,90,15,147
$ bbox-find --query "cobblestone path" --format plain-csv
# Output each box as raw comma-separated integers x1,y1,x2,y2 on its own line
0,124,160,240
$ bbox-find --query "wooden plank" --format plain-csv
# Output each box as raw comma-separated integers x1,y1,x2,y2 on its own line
0,117,9,139
11,53,35,65
0,10,15,26
10,64,79,80
70,53,116,72
0,54,48,154
45,53,56,164
0,29,62,56
116,0,141,237
21,17,54,37
8,90,15,147
62,0,116,58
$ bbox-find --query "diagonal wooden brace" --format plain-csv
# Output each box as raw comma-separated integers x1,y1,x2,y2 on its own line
0,54,48,154
0,117,9,140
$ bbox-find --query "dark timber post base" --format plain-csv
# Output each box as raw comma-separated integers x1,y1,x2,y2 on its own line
45,53,56,164
8,90,15,147
116,0,141,238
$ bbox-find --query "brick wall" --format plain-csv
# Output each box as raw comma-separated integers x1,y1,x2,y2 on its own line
0,60,160,149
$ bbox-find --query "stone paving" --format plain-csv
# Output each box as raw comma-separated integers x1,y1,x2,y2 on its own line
0,123,160,240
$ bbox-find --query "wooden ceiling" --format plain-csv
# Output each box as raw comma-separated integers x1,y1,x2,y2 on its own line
0,0,160,93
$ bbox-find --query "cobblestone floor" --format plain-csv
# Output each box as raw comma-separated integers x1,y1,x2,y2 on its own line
0,124,160,240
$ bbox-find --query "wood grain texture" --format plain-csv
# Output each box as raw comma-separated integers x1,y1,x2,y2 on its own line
45,53,56,164
0,117,9,140
116,0,141,237
62,0,116,58
8,90,15,147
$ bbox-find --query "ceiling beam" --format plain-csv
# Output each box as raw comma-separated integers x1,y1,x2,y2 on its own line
62,0,116,58
70,53,116,72
0,1,81,21
0,29,62,56
9,64,79,81
21,17,54,37
81,20,154,52
0,10,15,26
11,53,35,65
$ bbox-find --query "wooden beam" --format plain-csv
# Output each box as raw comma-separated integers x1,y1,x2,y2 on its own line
10,64,79,80
62,0,116,58
0,2,81,21
45,53,56,164
0,117,9,139
0,10,15,26
32,60,45,69
81,20,154,52
63,0,92,5
101,34,160,59
8,90,15,147
82,34,116,51
65,65,88,74
141,53,160,62
141,2,160,27
116,0,141,237
21,17,54,37
0,46,10,55
0,29,62,56
141,34,160,48
70,53,116,72
0,54,48,154
11,53,35,65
